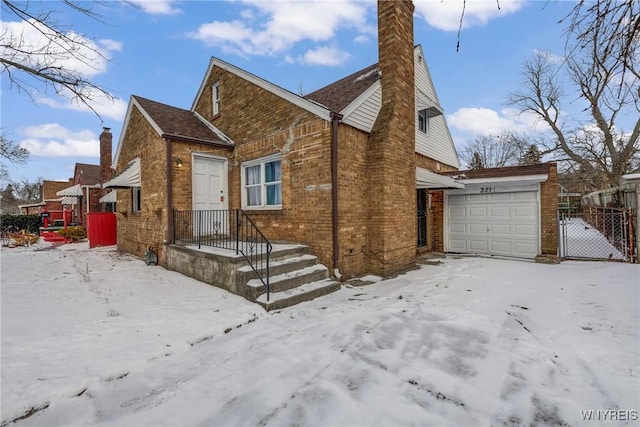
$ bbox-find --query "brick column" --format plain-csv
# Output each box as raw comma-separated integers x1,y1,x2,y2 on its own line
365,0,416,275
99,127,113,203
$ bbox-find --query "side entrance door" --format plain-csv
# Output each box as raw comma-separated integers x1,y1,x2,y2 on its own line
192,156,228,236
417,189,427,248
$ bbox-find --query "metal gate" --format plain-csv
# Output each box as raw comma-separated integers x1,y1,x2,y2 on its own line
559,206,636,262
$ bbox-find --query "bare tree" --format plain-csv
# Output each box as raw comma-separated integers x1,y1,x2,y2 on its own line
562,0,640,94
519,144,542,166
0,134,29,181
14,177,43,203
459,131,551,170
508,39,639,190
1,0,119,117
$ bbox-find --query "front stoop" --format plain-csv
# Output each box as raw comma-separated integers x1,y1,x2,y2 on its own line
166,243,341,310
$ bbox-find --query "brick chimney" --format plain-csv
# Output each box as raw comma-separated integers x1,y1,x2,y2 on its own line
100,127,113,184
365,0,416,276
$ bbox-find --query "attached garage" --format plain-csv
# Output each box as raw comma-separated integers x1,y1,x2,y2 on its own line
442,164,558,260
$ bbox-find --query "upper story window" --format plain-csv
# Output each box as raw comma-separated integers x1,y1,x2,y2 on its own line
212,82,220,115
241,154,282,210
418,109,429,134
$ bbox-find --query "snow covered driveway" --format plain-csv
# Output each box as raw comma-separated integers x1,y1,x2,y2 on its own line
1,242,638,426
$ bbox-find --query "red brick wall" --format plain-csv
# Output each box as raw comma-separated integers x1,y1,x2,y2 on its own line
100,127,113,203
336,124,370,277
416,154,458,253
540,163,558,255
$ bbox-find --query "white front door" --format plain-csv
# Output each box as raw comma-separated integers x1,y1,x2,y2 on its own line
192,156,228,236
193,156,226,210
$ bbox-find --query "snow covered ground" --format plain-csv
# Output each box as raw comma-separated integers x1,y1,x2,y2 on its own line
559,216,626,260
1,241,638,426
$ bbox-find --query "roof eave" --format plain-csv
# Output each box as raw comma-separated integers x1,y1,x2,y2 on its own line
194,57,332,122
161,133,234,149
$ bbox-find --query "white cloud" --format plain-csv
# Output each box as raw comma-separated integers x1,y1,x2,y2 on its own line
128,0,182,15
1,18,125,119
0,19,121,78
448,107,545,136
19,124,99,158
414,0,526,31
99,39,123,52
533,49,564,64
37,87,128,122
301,46,351,66
188,0,374,57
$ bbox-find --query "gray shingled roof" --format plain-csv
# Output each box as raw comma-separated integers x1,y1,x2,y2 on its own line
74,163,101,185
304,63,380,113
133,96,232,146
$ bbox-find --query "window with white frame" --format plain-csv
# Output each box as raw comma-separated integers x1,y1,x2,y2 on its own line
212,81,220,115
242,155,282,209
132,187,141,212
418,109,429,134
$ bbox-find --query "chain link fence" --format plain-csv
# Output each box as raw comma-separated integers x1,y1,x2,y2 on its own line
559,206,636,262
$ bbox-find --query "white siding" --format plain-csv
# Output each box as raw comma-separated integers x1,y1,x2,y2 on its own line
342,86,382,132
337,45,462,171
414,46,460,169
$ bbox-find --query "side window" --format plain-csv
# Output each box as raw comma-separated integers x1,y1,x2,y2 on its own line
213,82,220,115
418,109,428,134
132,187,141,212
241,155,282,209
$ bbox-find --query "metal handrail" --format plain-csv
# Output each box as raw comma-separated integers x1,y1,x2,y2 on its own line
172,209,272,300
236,209,272,300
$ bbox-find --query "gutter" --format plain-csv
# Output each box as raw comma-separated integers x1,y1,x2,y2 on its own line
166,138,174,244
330,111,343,278
161,133,234,150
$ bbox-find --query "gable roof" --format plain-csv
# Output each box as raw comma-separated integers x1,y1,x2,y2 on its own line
192,57,332,122
113,95,233,167
304,63,380,112
74,163,100,185
133,96,233,146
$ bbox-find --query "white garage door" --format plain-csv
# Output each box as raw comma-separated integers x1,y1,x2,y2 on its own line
446,187,540,259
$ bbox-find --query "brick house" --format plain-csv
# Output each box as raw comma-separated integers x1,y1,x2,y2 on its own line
19,180,72,215
107,0,465,279
54,128,115,224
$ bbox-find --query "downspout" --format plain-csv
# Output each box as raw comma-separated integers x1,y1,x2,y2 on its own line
166,138,174,244
330,111,343,279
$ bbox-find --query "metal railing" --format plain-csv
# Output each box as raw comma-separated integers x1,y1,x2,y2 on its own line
173,209,272,300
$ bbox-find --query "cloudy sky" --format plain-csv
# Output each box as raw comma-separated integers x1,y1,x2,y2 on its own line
2,0,581,184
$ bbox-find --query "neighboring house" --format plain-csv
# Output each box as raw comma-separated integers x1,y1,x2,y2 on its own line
107,0,463,278
56,129,114,225
18,180,72,215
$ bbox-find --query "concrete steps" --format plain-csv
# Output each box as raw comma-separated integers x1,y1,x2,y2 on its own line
239,245,340,311
166,243,341,311
39,231,69,243
256,278,341,312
